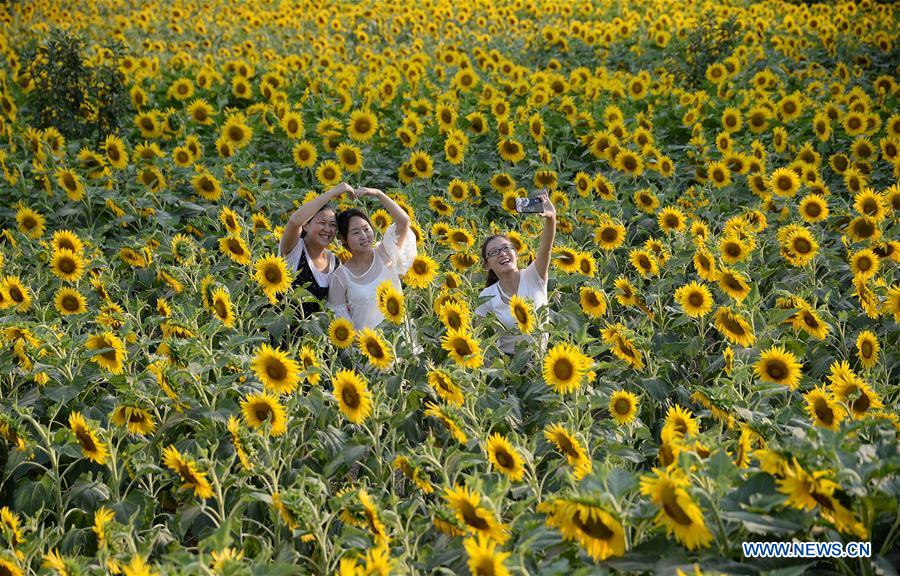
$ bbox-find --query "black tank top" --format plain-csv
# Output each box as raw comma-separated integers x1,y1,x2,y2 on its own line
290,240,339,315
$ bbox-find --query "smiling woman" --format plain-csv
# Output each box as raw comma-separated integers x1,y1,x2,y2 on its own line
327,186,418,331
279,182,351,318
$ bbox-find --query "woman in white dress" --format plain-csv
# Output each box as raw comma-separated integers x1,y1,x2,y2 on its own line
475,192,556,357
279,182,352,318
327,187,417,330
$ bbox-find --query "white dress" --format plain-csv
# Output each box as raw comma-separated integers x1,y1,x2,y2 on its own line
327,223,417,330
475,261,548,355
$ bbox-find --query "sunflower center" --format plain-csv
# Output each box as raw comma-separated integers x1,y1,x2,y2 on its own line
453,338,472,356
614,398,631,415
722,274,743,292
573,512,614,540
664,216,678,228
255,406,272,422
214,299,228,318
228,126,245,141
802,313,818,328
852,393,870,413
335,326,349,341
366,341,384,359
685,291,707,309
720,314,746,335
766,360,787,380
341,385,360,408
446,312,462,330
63,174,77,190
227,239,244,254
264,266,282,283
58,258,76,273
553,358,574,381
354,119,371,134
661,486,693,526
460,503,489,530
386,298,400,315
76,429,97,451
62,295,80,311
494,448,514,469
265,361,287,380
514,305,528,324
793,238,811,253
856,257,871,271
861,341,872,357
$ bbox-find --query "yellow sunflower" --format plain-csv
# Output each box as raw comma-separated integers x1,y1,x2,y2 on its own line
804,386,845,431
254,253,292,295
543,424,592,479
541,498,626,561
250,343,300,394
110,406,156,436
713,306,756,347
444,485,508,543
716,267,751,303
639,467,713,551
542,342,589,394
508,295,535,334
579,286,607,318
55,287,87,316
357,327,394,370
210,287,235,328
241,391,287,436
442,329,483,369
754,345,803,389
855,330,879,369
427,368,464,406
2,276,33,312
332,369,372,424
328,317,356,349
347,108,378,142
16,206,45,239
219,235,252,265
403,254,438,289
674,282,713,318
485,433,525,481
463,535,511,576
85,331,127,375
69,412,108,465
162,445,213,499
609,390,639,425
376,281,405,324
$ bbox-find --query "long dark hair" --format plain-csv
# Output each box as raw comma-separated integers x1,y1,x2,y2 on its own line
299,204,336,239
481,234,510,288
336,208,373,249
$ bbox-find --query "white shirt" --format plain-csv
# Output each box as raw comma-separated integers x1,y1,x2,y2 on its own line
281,236,337,288
475,261,548,355
327,223,417,330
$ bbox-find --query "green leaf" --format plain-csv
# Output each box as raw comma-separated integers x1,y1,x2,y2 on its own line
14,475,54,516
67,477,110,511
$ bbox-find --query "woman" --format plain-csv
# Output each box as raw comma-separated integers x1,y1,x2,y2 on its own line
475,192,556,357
279,182,351,317
327,186,417,330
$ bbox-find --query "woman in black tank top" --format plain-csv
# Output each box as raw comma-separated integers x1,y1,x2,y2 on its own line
279,182,352,317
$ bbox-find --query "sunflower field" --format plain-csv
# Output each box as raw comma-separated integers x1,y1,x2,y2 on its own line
1,0,899,574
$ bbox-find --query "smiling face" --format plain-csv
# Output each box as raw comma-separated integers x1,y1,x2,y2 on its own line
483,235,518,276
342,215,376,255
304,207,337,249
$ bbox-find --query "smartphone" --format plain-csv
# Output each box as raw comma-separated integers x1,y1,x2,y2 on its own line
515,196,545,213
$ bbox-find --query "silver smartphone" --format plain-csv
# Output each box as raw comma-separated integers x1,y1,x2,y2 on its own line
515,196,545,213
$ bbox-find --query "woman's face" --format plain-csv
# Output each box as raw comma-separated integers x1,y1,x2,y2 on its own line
343,215,375,254
305,209,337,248
484,236,518,276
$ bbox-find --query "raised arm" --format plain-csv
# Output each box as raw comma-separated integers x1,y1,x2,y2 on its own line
533,192,557,282
280,182,352,256
354,187,411,248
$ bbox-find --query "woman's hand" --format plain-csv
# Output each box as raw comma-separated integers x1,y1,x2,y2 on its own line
538,192,556,220
351,186,382,200
330,182,353,198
